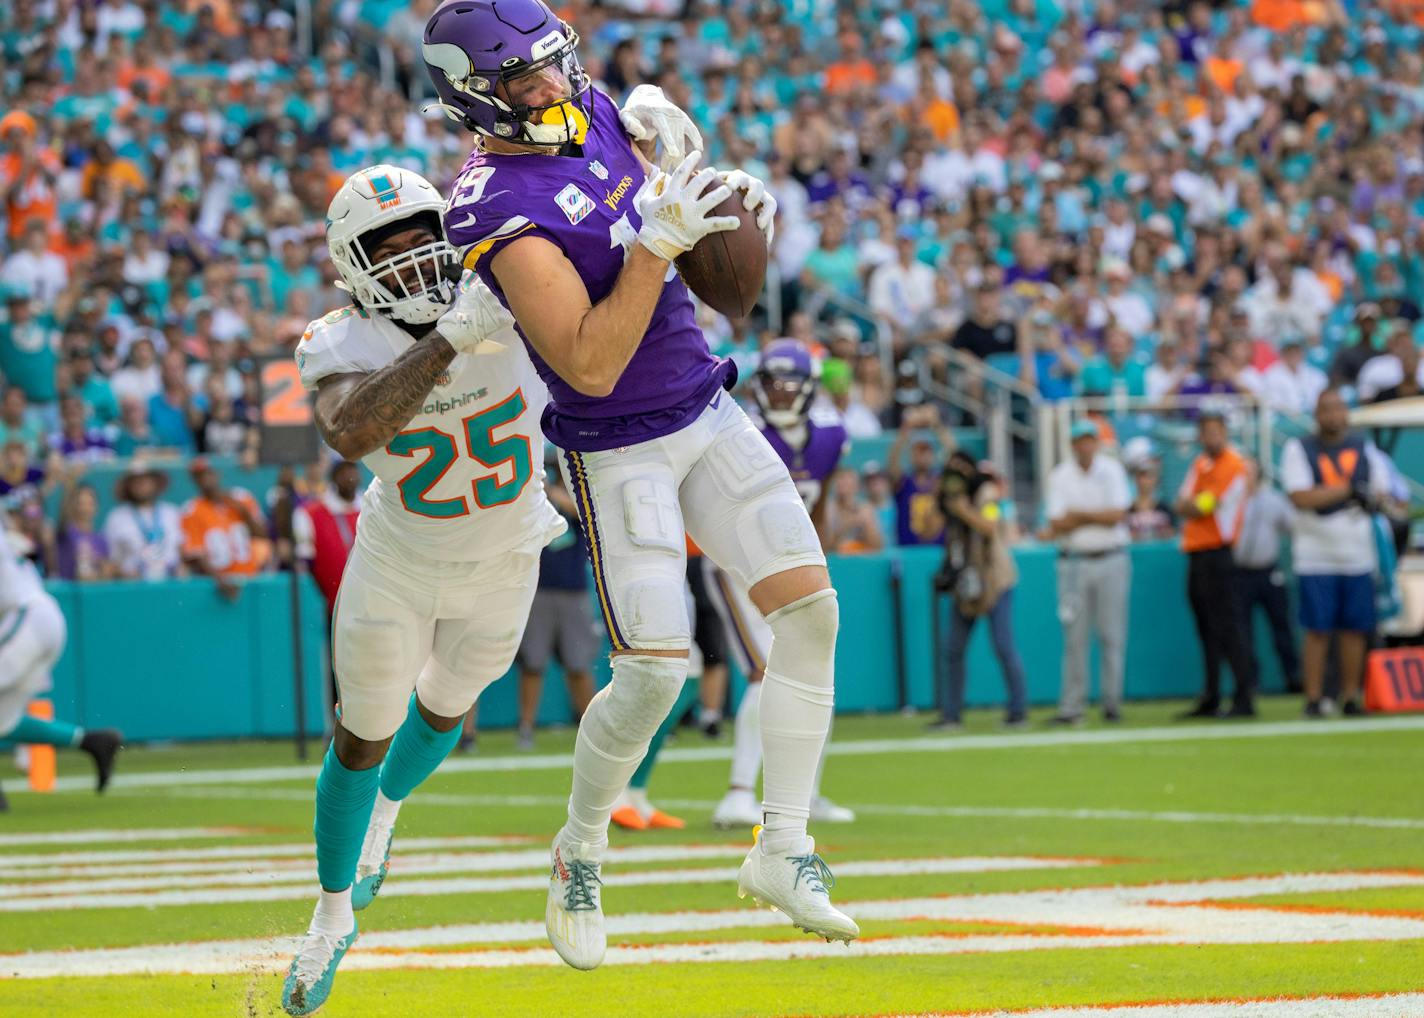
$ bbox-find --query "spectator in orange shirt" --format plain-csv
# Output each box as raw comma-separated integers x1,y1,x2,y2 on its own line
825,32,877,96
1174,409,1256,719
917,77,960,144
0,111,59,242
80,141,146,201
181,457,270,599
115,39,172,97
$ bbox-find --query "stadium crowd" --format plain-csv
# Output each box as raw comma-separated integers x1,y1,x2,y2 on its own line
0,1,1419,714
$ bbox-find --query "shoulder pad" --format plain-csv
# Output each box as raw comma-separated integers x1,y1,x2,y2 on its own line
295,306,378,390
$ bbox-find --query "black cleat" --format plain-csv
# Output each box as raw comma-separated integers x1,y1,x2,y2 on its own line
1102,708,1122,723
1341,699,1366,717
1176,700,1220,720
0,781,7,812
80,729,123,793
1221,701,1257,719
1049,714,1085,727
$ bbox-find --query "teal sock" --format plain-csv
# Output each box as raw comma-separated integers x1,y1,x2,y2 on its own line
3,715,82,748
314,743,382,892
379,696,463,802
629,678,699,791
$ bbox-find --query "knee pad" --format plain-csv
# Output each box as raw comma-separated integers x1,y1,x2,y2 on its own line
581,654,688,750
334,617,417,742
417,621,522,719
766,588,838,688
617,576,691,651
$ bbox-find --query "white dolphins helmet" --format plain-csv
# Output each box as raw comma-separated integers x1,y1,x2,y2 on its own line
325,165,458,325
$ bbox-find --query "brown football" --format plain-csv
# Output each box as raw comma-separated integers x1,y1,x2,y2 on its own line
675,185,767,320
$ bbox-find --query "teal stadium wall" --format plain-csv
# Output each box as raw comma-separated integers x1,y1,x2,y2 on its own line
43,541,1293,742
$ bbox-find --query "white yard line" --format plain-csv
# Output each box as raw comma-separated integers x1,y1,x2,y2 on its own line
894,995,1424,1017
100,786,1424,837
4,870,1424,978
0,844,753,896
20,716,1424,794
0,827,254,847
0,855,1103,912
0,834,528,870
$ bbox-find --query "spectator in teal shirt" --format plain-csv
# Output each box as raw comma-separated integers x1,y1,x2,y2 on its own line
802,216,863,302
66,349,120,427
1078,326,1148,398
267,240,321,315
0,290,60,405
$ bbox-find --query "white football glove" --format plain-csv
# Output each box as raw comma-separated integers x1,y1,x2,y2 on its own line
719,168,777,248
433,270,511,355
634,151,739,262
619,84,704,172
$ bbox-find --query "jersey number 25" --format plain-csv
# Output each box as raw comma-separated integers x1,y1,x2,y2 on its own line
387,390,533,519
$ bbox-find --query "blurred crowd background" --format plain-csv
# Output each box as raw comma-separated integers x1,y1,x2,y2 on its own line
1,0,1421,586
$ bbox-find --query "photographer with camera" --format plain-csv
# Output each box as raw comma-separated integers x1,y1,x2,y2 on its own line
1280,389,1399,717
928,452,1027,731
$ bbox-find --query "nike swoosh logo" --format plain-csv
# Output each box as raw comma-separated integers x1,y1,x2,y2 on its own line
449,213,478,231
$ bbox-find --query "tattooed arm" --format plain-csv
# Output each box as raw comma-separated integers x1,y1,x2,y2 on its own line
312,335,456,461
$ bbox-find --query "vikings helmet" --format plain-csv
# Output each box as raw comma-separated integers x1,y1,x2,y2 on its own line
326,165,459,326
422,0,592,148
752,339,819,429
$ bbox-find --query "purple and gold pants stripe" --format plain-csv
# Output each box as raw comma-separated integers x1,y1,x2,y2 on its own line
563,450,629,652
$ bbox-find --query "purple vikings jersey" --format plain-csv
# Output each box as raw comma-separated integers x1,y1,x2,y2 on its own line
757,408,849,510
445,87,734,452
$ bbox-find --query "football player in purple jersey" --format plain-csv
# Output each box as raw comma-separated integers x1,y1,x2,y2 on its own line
422,0,858,969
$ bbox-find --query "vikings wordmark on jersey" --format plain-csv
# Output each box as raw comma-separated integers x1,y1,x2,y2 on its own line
444,87,734,453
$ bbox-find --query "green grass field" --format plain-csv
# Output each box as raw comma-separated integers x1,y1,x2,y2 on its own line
2,699,1422,1017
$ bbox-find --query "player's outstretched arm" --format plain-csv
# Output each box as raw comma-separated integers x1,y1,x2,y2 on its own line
308,274,510,460
493,152,735,397
311,339,457,461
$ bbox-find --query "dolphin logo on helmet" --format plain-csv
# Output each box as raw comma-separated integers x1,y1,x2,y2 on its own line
422,0,593,149
325,165,460,326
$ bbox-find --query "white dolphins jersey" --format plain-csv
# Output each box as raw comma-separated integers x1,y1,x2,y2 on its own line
0,529,46,615
296,306,564,564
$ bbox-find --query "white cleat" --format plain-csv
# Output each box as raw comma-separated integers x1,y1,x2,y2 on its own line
737,829,859,943
711,788,762,830
545,831,606,970
810,795,856,824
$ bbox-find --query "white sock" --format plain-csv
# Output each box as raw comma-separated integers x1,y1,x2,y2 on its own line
759,591,837,854
728,680,763,792
566,654,687,845
369,789,401,826
311,887,353,934
626,787,653,819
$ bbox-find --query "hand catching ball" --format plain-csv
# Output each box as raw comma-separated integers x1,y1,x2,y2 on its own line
1195,491,1217,514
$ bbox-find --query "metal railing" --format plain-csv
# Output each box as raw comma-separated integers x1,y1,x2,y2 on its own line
916,345,1051,500
797,283,896,394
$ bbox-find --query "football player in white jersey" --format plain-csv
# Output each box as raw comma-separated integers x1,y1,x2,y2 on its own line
0,518,122,810
280,164,563,1016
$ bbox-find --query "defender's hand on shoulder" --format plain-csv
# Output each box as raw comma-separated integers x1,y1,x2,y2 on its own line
434,270,512,354
633,151,738,263
619,84,703,172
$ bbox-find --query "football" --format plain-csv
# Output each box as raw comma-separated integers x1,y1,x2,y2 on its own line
676,183,767,320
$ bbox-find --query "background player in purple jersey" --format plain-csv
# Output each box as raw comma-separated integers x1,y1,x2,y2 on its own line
422,0,858,969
